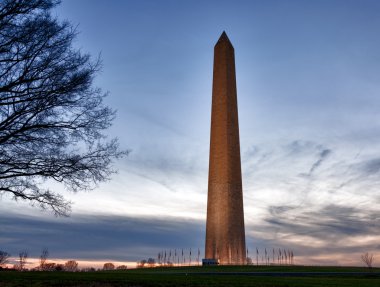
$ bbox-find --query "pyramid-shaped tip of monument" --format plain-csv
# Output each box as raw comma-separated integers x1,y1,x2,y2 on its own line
216,31,233,47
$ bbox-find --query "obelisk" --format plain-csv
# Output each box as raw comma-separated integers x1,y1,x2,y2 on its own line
205,32,246,265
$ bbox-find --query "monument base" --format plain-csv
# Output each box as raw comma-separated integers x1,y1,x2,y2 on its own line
202,258,219,266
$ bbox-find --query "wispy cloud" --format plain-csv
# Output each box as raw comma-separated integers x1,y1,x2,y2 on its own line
307,148,331,176
240,139,380,265
243,203,380,265
360,158,380,175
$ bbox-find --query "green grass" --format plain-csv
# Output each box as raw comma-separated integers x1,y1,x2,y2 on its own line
1,265,380,287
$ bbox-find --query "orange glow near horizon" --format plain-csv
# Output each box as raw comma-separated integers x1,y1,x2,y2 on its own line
4,257,137,270
3,253,378,269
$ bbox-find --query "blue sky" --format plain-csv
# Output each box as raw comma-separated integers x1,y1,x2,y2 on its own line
2,0,380,267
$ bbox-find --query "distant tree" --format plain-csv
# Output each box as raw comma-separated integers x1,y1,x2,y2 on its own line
55,264,64,271
246,257,253,265
147,258,155,268
41,262,56,271
0,0,126,216
39,248,49,270
18,250,28,270
137,259,147,268
64,260,78,272
103,262,115,270
116,265,127,270
0,250,11,266
361,252,374,269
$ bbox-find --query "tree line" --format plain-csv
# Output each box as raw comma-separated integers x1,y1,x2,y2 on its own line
0,248,127,271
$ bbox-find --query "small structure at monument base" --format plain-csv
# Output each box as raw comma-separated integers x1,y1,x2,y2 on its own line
202,258,219,266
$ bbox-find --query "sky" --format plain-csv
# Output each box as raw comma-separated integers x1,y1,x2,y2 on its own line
2,0,380,268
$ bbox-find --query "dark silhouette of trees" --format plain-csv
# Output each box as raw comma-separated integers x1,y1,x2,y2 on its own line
64,260,78,272
0,250,10,266
103,262,115,270
55,264,64,271
116,265,127,270
361,252,374,268
147,258,155,268
18,250,28,270
0,0,126,216
39,248,48,270
32,261,56,271
42,262,56,271
137,259,147,268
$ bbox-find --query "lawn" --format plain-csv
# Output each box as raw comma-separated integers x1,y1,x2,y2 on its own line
1,265,380,287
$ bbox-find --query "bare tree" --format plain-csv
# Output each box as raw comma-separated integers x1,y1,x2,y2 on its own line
361,252,374,269
147,258,155,268
19,250,28,270
42,262,56,271
137,259,147,268
39,248,49,270
64,260,78,272
0,0,126,216
0,250,11,266
55,264,64,271
103,262,115,270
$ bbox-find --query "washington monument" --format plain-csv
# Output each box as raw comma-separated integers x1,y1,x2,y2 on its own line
205,32,246,265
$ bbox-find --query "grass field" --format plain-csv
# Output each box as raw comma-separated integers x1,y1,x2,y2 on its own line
1,265,380,287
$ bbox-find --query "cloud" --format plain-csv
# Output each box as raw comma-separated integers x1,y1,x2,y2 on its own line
361,158,380,175
285,140,321,155
0,214,204,262
3,137,380,267
268,205,299,217
286,141,332,178
242,140,380,265
257,204,380,256
308,149,331,175
244,140,332,174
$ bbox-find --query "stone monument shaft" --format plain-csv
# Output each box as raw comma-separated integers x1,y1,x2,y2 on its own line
205,32,246,265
